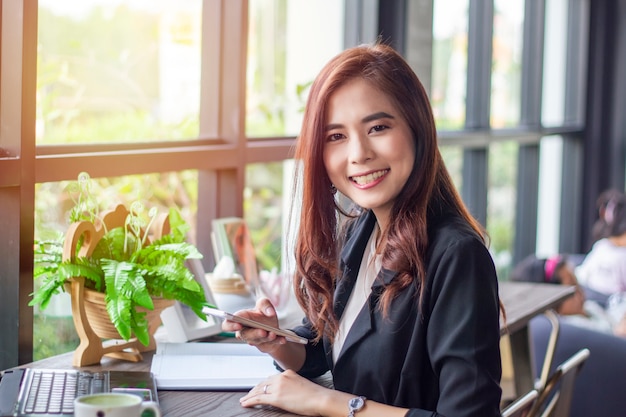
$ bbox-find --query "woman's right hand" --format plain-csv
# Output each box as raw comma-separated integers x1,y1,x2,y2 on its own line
222,297,307,371
221,297,287,354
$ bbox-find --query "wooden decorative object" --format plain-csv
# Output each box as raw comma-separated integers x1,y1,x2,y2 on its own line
62,204,174,367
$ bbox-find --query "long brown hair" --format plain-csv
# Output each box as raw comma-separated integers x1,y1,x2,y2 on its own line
292,43,486,342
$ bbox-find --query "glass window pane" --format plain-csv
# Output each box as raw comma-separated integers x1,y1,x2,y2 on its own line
440,145,463,191
487,141,518,277
37,0,202,144
491,0,524,128
536,135,564,256
34,171,198,359
430,0,469,130
244,162,284,272
542,0,567,126
431,0,468,130
246,0,344,137
542,0,587,127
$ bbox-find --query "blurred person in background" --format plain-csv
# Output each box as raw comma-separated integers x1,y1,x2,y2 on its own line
511,254,626,336
590,189,625,244
576,191,626,334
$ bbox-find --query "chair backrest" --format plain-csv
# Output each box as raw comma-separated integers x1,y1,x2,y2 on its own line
528,348,590,417
502,389,538,417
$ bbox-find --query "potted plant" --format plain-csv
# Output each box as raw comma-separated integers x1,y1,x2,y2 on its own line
30,172,210,365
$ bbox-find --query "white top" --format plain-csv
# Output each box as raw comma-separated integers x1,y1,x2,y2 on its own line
576,238,626,294
332,227,382,363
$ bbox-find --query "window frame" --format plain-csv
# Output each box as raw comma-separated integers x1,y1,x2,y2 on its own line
0,0,298,369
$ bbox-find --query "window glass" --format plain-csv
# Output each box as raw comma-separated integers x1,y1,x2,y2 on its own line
542,0,588,127
431,0,468,130
536,135,564,256
246,0,344,137
244,162,284,273
37,0,202,144
487,141,518,277
33,171,198,359
440,145,463,191
491,0,524,128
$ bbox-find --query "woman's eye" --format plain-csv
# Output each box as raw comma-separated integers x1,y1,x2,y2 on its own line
370,124,388,133
326,133,344,142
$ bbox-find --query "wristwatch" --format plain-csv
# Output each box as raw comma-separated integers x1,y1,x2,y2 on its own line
347,396,366,417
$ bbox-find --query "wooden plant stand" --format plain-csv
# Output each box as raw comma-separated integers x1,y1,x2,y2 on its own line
62,204,173,367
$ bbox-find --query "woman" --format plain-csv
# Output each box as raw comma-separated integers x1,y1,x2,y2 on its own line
577,191,626,296
223,43,502,417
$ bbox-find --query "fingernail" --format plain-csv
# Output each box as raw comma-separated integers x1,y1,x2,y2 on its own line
265,306,273,315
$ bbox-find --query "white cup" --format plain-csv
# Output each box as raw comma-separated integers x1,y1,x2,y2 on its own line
74,392,161,417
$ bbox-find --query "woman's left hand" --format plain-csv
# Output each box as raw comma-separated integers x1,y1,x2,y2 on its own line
240,369,330,416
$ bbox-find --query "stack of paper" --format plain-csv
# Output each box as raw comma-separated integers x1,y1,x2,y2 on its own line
151,342,279,390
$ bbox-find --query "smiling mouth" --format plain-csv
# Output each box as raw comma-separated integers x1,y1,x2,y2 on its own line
350,169,389,185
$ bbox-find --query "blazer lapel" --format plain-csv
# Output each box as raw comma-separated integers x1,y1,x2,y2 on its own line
330,212,401,367
334,268,397,364
325,212,377,370
333,211,377,320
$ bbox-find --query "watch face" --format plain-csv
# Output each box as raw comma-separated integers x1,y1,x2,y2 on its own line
349,396,365,410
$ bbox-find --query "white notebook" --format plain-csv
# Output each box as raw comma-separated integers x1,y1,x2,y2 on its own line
151,342,279,390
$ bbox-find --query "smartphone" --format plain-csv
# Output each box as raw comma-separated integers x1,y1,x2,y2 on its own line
202,306,308,344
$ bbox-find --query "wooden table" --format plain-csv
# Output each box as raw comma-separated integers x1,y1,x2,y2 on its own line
498,281,575,397
9,350,302,417
4,281,573,416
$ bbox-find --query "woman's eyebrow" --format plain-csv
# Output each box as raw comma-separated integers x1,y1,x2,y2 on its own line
324,111,395,132
324,123,342,132
362,111,394,123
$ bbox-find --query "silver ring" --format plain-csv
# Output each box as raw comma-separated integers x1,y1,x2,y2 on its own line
263,384,268,394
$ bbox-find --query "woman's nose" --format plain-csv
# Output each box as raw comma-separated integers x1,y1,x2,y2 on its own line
348,135,373,164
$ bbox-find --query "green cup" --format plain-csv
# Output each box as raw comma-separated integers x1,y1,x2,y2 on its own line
74,393,161,417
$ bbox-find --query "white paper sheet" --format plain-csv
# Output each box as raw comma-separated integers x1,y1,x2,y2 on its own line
151,342,279,390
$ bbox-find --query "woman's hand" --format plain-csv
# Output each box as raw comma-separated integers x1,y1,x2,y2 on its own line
243,371,410,417
221,297,287,354
240,370,331,416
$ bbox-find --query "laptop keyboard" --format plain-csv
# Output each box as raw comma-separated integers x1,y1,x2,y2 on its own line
23,370,106,415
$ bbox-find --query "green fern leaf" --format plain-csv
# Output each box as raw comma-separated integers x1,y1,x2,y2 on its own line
92,227,138,261
105,294,132,341
130,309,150,346
28,276,66,309
101,259,153,310
167,208,190,242
58,260,105,291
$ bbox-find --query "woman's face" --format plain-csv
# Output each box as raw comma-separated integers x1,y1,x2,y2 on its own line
322,78,415,229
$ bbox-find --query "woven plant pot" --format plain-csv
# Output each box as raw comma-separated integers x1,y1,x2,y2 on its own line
61,204,176,366
82,287,174,341
66,278,175,366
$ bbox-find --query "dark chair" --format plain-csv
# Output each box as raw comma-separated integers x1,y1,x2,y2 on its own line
531,316,626,417
527,348,589,417
501,389,538,417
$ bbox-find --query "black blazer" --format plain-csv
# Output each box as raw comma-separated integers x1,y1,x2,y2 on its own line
293,210,502,417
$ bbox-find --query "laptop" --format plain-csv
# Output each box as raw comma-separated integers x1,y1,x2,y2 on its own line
0,368,158,417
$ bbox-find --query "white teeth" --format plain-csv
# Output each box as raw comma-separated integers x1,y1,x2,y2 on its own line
351,170,388,185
